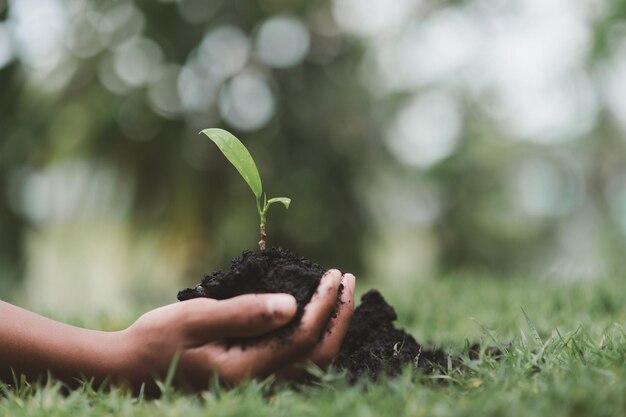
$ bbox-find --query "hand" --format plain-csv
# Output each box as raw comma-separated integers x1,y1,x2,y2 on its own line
278,271,355,379
121,269,355,392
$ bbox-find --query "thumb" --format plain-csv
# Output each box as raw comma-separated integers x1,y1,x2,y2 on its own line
181,294,297,342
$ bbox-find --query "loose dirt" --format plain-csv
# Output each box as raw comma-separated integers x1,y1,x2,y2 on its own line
178,248,452,381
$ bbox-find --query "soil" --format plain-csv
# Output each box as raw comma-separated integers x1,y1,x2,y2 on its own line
178,248,325,343
334,290,452,381
177,247,454,381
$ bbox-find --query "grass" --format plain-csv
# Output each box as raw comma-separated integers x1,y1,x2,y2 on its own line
3,274,626,417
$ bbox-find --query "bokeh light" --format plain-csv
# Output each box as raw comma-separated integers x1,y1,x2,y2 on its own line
332,0,418,38
218,71,275,131
148,64,182,119
510,156,583,218
198,25,250,80
113,36,164,88
2,0,626,316
385,91,461,169
256,16,310,68
10,0,67,73
0,23,14,69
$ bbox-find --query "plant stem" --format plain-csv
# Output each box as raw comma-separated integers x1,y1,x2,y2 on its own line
257,197,267,251
258,222,267,251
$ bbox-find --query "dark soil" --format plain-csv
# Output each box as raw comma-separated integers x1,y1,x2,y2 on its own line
177,247,454,381
178,248,325,343
335,290,452,381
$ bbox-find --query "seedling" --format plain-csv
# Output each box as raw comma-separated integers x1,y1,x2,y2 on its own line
201,128,291,251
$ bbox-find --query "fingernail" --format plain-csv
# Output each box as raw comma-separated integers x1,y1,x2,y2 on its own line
267,294,297,314
344,274,356,291
322,269,341,281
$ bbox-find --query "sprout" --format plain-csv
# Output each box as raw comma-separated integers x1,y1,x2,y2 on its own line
201,128,291,251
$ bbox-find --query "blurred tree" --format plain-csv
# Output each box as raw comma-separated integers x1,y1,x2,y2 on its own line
0,0,370,287
1,0,626,296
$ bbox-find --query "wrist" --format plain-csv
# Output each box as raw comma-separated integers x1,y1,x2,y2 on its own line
101,329,136,382
112,325,170,391
107,327,151,388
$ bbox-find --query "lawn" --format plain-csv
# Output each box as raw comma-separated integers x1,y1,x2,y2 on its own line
2,274,626,417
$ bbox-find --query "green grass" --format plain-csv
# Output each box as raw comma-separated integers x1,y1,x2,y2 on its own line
3,274,626,417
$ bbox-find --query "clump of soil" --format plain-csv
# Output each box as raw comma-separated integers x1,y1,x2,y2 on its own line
335,290,451,381
178,248,325,342
178,247,452,380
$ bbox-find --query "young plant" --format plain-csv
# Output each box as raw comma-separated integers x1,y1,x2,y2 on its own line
201,128,291,251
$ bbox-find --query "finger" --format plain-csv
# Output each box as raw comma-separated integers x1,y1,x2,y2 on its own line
202,269,343,383
291,269,344,355
279,272,356,379
180,293,297,343
305,273,356,366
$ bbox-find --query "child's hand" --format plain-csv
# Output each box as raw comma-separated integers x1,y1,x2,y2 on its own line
122,269,355,391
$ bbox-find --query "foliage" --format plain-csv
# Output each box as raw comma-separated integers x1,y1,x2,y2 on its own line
1,0,626,285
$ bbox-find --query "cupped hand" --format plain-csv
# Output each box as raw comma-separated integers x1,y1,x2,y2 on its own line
278,271,356,379
121,269,355,392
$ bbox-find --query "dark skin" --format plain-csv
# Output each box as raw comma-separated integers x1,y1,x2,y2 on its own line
0,269,356,394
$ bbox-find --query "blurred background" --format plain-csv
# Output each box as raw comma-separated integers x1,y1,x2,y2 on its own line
0,0,625,317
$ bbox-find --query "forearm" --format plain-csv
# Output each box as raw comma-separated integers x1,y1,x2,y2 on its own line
0,300,130,386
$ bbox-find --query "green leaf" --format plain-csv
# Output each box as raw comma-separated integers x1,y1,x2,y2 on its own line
201,128,263,200
266,197,291,209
